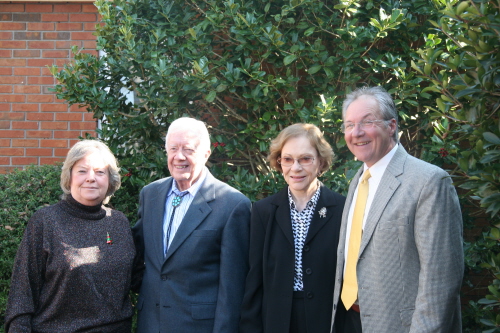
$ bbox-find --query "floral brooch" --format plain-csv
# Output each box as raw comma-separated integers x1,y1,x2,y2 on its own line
319,207,327,218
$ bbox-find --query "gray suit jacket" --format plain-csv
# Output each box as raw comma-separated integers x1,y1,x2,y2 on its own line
331,145,464,333
133,170,251,333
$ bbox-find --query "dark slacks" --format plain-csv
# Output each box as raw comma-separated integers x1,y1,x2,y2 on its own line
333,299,362,333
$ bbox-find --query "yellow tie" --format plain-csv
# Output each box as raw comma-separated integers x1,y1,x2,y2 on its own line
341,169,371,310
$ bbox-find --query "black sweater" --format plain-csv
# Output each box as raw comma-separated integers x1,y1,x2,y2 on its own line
5,195,135,333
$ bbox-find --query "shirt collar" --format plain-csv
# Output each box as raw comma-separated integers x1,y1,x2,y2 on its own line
363,143,398,180
169,167,208,197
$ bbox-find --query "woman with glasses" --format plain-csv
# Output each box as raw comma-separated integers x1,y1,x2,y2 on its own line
240,123,346,333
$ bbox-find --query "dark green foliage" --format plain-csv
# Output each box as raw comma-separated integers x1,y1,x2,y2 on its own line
0,165,62,330
50,0,440,199
412,1,500,330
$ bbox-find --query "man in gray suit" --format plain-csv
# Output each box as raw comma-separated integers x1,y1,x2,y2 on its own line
132,117,251,333
331,86,463,333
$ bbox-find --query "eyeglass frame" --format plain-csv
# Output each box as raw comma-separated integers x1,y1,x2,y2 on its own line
341,119,392,133
277,156,316,167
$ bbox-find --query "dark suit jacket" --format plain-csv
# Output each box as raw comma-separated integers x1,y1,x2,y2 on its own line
132,170,251,333
240,184,345,333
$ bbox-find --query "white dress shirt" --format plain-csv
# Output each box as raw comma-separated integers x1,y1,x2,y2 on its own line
163,167,208,252
343,144,399,274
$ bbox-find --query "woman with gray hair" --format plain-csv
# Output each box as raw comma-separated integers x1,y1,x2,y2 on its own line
5,140,135,333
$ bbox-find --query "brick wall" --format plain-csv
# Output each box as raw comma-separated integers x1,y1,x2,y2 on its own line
0,2,99,174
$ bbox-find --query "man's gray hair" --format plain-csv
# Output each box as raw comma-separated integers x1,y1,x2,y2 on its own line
342,86,399,142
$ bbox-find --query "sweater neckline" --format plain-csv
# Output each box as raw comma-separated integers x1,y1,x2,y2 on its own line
60,195,107,220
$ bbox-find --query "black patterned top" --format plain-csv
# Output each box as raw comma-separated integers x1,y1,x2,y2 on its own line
5,195,135,333
288,185,321,291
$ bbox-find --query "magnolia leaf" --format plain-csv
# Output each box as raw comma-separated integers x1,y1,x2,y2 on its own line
216,84,227,93
283,54,297,66
483,132,500,145
369,18,383,30
188,28,196,39
308,65,322,74
478,299,497,305
205,90,216,103
379,7,388,21
262,112,271,122
456,1,469,15
481,193,500,205
454,88,482,99
480,151,500,164
290,45,299,53
436,98,446,112
410,60,423,74
323,67,333,77
193,61,202,74
424,63,432,76
304,27,315,36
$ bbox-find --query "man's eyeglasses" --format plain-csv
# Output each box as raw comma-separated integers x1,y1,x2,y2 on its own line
277,156,315,167
341,119,388,133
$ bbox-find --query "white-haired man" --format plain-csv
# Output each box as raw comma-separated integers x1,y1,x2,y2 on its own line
133,117,251,333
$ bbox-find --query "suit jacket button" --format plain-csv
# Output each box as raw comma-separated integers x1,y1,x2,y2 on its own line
305,268,312,275
161,274,167,280
306,292,313,299
303,245,310,252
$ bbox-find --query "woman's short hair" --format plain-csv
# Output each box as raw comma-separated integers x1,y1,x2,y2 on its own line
60,140,121,204
268,123,334,175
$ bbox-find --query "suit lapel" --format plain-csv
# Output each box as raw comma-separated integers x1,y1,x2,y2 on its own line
338,169,362,259
164,172,214,262
272,187,295,246
359,145,406,256
272,184,340,246
305,184,338,244
152,178,173,265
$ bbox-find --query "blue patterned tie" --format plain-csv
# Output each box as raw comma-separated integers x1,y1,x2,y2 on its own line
164,190,188,256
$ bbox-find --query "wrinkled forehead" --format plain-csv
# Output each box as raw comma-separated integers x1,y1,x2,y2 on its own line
344,95,380,121
166,130,201,146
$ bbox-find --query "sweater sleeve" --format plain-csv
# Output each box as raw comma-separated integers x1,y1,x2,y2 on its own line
5,211,47,333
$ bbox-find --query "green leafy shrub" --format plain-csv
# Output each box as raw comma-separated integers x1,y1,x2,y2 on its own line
50,0,439,199
411,0,500,330
0,165,62,331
